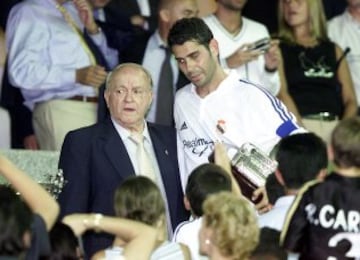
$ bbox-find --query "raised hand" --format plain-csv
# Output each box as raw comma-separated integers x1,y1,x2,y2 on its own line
226,43,263,68
264,39,280,72
73,0,99,34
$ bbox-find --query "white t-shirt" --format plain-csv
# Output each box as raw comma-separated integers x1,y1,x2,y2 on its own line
203,15,280,96
258,195,299,260
105,241,185,260
328,10,360,106
173,217,208,260
174,70,303,189
258,195,295,231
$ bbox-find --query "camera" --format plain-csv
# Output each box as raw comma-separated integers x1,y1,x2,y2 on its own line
247,37,271,52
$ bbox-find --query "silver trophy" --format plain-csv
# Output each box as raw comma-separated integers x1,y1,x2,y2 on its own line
229,143,278,202
0,149,66,199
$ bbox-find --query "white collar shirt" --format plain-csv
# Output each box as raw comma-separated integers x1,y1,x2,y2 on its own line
6,0,118,109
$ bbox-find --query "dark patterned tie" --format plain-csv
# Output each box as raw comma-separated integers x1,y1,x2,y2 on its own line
155,46,174,126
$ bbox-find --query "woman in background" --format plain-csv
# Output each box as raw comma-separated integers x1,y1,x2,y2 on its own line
276,0,357,143
199,191,259,260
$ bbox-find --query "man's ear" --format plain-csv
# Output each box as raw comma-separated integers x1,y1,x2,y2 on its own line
183,196,191,211
209,38,220,57
274,169,286,186
159,9,170,23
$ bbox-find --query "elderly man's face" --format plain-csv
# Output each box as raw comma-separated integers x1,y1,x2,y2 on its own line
105,65,153,132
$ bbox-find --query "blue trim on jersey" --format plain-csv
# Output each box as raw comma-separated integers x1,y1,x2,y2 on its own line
276,120,298,137
239,79,293,122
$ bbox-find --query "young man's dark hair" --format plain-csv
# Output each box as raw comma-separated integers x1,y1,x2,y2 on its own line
275,132,328,190
251,227,287,260
168,17,214,49
44,222,80,260
0,186,33,256
185,163,232,217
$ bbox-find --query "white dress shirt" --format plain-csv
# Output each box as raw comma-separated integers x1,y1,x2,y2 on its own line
6,0,118,109
203,15,280,96
111,118,173,237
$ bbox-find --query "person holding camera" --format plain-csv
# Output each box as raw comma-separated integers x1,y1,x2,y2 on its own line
202,0,282,96
276,0,357,143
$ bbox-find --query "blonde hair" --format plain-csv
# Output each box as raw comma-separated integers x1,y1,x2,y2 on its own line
277,0,328,43
331,117,360,169
202,192,259,260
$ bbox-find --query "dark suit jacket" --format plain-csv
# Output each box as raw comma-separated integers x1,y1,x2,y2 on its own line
111,0,159,34
97,5,135,62
58,119,188,258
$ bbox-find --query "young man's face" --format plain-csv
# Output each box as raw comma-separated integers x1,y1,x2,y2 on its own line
171,39,218,89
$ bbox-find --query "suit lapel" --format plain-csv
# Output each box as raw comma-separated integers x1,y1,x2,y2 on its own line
102,119,135,179
148,124,176,196
149,125,169,169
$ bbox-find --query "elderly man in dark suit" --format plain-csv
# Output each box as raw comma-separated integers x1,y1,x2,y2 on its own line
58,63,188,258
98,0,198,125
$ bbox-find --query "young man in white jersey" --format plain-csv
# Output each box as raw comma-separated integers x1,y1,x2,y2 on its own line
167,17,304,190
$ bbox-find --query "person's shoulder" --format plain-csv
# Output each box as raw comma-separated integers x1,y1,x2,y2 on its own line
7,1,52,32
328,11,346,27
233,75,270,94
242,16,269,32
202,13,216,24
68,121,104,136
175,84,193,100
173,218,201,240
8,1,37,21
63,120,110,144
10,0,48,16
152,240,185,259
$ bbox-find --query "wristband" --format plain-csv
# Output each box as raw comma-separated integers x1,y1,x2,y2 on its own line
265,66,277,73
93,213,103,233
83,213,103,232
